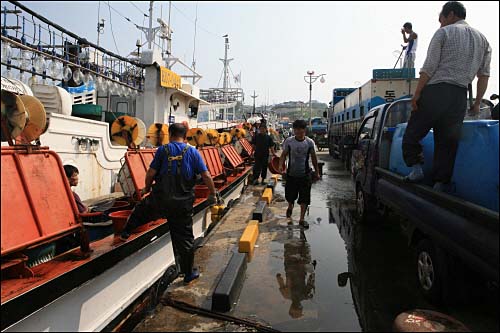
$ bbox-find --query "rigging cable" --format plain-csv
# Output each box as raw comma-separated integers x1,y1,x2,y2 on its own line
106,1,120,55
129,1,149,18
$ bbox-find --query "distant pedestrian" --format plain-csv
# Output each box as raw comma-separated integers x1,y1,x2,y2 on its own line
251,124,276,185
402,1,492,192
401,22,418,69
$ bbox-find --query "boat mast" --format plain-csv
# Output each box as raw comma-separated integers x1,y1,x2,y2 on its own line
251,91,258,116
220,35,233,121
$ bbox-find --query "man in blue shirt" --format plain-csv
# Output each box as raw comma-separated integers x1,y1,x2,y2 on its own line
120,123,218,285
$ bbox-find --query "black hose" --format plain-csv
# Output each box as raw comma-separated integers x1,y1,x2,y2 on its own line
160,296,280,332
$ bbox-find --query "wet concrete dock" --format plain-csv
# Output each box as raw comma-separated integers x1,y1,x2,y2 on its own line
134,152,499,332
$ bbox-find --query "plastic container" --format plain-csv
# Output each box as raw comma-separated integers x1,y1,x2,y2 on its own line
452,120,499,212
389,123,435,184
108,210,133,234
85,221,114,242
107,200,132,213
389,120,499,212
268,156,286,175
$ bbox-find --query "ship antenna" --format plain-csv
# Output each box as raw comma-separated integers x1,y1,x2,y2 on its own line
192,2,198,84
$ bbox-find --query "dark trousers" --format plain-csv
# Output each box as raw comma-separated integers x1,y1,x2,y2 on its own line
285,174,312,205
124,193,195,275
253,155,269,181
402,83,467,183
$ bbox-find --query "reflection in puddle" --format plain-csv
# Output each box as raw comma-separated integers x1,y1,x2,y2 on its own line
276,228,316,319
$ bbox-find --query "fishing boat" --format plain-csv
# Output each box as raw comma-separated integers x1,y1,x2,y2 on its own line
0,1,254,331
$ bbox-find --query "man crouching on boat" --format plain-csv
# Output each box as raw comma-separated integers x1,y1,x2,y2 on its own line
120,123,219,285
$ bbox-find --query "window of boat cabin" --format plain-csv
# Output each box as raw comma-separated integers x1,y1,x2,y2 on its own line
188,101,198,118
346,111,350,121
360,105,365,117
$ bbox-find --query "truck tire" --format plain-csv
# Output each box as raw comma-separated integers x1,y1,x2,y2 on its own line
355,184,376,223
415,239,447,304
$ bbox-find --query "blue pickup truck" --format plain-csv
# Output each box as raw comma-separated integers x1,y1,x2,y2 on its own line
345,98,499,304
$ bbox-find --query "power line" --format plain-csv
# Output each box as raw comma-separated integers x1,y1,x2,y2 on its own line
107,1,121,55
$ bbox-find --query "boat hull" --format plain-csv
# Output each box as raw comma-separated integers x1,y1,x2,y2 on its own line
2,173,249,332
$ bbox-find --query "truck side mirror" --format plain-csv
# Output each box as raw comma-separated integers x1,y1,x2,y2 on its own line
323,111,327,118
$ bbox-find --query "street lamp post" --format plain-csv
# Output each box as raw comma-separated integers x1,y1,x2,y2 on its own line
304,70,326,128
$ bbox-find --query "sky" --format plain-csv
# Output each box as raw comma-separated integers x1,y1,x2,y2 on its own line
12,1,500,105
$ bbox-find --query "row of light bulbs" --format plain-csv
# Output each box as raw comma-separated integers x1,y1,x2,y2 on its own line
1,42,141,97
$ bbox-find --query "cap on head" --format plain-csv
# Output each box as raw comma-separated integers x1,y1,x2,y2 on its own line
403,22,412,29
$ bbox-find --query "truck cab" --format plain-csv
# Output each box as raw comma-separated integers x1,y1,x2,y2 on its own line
347,98,499,304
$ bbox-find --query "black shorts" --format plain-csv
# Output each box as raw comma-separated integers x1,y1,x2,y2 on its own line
285,174,312,205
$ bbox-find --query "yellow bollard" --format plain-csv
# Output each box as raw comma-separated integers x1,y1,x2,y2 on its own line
239,220,259,253
262,188,273,204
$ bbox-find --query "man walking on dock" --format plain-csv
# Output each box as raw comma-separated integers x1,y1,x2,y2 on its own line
279,120,320,229
120,123,219,285
251,124,276,185
402,1,491,191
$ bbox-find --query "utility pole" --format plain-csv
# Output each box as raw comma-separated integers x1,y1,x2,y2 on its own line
251,91,258,116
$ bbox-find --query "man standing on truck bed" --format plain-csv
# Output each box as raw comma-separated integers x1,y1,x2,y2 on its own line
402,1,491,192
401,22,418,69
279,119,320,229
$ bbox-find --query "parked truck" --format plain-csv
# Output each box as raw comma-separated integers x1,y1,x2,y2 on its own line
345,98,499,304
327,69,418,170
307,117,328,151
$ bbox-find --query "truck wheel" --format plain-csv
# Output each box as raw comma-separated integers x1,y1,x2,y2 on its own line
415,239,447,304
355,185,375,223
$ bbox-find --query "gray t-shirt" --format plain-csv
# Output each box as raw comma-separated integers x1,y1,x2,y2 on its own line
282,136,316,177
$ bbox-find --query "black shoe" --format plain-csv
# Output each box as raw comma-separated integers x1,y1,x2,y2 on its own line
119,230,130,241
299,220,309,229
252,179,259,185
183,267,200,285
